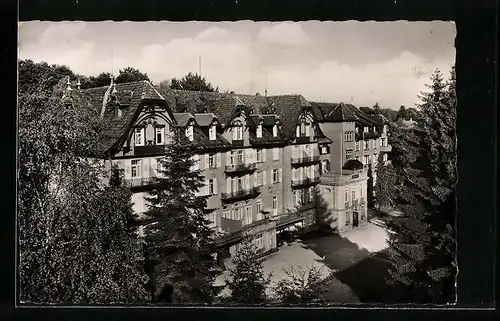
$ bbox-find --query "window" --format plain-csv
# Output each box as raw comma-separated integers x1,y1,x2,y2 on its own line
305,144,311,157
321,145,328,154
364,140,369,150
292,168,297,180
230,151,235,165
256,149,262,162
256,199,262,213
257,124,263,138
309,187,314,202
305,123,311,137
245,206,252,225
300,122,306,136
223,209,230,219
185,125,194,141
345,212,350,226
293,190,300,206
272,196,278,215
364,127,369,133
237,177,244,191
360,185,363,198
355,127,359,134
383,154,388,162
273,124,278,137
131,159,141,178
355,141,360,151
344,131,349,142
272,169,279,183
374,139,378,148
237,150,244,164
345,131,354,142
352,189,356,200
208,179,215,195
209,125,216,140
232,121,243,141
364,155,370,165
321,160,330,174
254,233,264,249
155,126,165,145
383,125,388,132
134,128,144,146
256,171,263,186
381,138,386,147
346,149,353,160
345,189,348,203
273,148,279,160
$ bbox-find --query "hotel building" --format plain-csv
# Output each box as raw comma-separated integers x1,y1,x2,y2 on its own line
61,79,391,260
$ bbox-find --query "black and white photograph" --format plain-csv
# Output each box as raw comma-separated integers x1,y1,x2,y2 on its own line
17,20,458,306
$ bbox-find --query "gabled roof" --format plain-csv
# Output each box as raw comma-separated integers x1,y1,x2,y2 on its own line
66,80,171,154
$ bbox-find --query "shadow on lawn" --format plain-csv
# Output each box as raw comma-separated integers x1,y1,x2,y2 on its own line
298,229,402,304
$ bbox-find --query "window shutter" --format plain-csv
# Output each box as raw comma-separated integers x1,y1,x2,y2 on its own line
217,153,222,168
296,125,300,137
125,162,131,179
213,178,218,194
262,149,267,162
263,171,267,186
226,177,231,193
279,168,283,182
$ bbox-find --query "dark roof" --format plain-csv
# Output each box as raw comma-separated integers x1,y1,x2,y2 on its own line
310,102,358,122
342,159,364,171
66,80,169,153
194,113,216,127
192,127,231,151
173,112,194,127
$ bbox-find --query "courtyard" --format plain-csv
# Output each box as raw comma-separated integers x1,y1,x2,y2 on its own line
215,222,391,303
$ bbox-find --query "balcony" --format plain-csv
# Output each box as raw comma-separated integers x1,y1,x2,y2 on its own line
231,140,244,148
295,136,312,144
225,162,257,174
221,186,261,202
124,177,155,188
355,131,381,141
380,145,392,152
134,144,167,156
291,176,320,189
320,172,366,186
291,155,321,167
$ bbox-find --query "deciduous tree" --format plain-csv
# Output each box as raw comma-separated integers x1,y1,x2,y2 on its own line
273,265,328,304
170,72,219,92
115,67,150,84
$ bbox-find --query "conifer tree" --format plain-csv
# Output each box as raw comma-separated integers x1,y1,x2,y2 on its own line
366,164,375,208
387,68,457,303
224,236,272,304
143,130,221,304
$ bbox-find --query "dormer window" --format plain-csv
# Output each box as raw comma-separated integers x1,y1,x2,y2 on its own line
209,124,216,140
272,124,278,137
134,127,145,146
297,118,310,137
155,126,165,145
186,125,194,141
232,121,243,141
257,123,263,138
364,127,369,133
305,123,311,137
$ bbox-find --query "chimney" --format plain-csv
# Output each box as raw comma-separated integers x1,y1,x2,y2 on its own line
255,92,260,96
66,76,72,91
76,78,81,90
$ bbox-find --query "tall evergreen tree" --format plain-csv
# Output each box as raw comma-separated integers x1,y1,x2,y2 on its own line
386,68,457,303
366,164,375,209
19,73,149,303
224,236,272,304
143,130,221,304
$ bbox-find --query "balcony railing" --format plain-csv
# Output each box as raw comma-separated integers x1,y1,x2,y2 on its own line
232,140,244,147
291,155,321,166
355,131,381,140
221,186,261,202
295,136,312,144
380,145,392,152
124,177,155,188
225,162,257,174
291,176,320,188
320,172,366,186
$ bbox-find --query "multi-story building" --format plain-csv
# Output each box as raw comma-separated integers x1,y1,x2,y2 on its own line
60,78,391,261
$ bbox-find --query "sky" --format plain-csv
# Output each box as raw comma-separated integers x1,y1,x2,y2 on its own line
18,21,455,109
